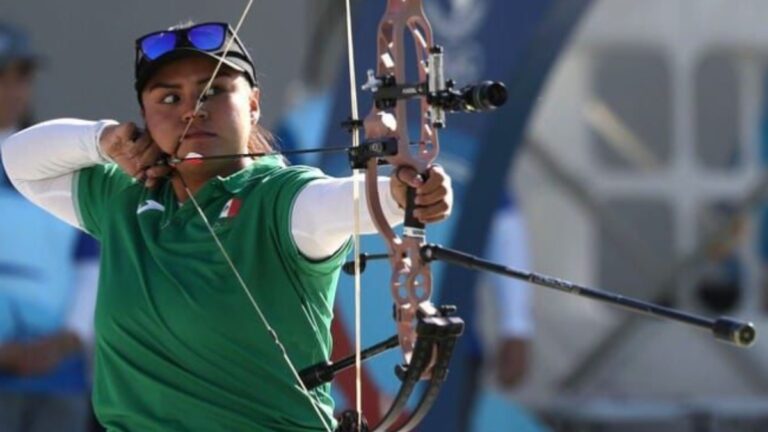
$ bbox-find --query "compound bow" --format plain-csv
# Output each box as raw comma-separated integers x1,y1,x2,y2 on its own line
292,1,506,429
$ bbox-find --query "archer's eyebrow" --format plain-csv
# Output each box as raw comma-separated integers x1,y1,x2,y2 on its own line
147,74,234,92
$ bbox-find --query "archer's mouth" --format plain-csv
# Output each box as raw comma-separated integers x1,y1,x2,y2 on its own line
182,131,218,141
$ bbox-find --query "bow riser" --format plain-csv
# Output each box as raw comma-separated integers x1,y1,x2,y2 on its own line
363,0,441,368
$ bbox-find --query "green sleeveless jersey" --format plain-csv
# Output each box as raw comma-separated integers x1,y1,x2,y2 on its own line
74,157,349,431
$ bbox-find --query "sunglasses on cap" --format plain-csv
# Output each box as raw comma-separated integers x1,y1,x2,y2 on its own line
134,22,257,96
136,22,248,61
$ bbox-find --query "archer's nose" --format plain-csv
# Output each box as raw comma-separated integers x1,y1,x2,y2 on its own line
182,100,209,123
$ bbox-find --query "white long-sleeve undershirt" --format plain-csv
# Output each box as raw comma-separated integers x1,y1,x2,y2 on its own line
1,119,404,260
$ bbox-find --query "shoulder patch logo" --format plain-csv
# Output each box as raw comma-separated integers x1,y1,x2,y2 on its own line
137,200,165,215
219,197,242,219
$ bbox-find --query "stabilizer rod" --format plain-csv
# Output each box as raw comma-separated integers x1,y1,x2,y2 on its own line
419,244,756,348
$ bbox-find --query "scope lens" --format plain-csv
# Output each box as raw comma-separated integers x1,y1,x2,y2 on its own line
467,81,508,111
484,82,508,107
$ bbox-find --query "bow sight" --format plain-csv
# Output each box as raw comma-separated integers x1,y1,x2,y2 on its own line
361,45,508,129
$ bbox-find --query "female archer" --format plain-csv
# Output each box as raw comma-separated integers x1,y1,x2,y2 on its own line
2,22,453,431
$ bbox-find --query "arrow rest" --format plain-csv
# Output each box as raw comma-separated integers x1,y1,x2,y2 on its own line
347,138,399,170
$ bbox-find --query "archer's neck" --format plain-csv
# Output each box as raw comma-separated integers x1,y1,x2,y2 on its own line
171,159,248,202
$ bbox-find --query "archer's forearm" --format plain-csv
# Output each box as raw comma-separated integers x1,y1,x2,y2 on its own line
2,119,115,227
292,176,404,259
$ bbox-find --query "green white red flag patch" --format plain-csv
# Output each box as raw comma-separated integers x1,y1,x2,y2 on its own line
219,197,242,219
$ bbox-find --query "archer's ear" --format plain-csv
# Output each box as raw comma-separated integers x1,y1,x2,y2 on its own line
249,87,261,123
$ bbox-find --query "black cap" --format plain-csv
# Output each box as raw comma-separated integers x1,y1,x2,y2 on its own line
0,22,39,71
134,23,257,98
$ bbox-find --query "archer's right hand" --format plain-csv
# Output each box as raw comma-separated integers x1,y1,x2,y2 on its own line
100,122,172,188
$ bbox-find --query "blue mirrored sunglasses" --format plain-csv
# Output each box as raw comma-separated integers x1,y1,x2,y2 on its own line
136,22,229,61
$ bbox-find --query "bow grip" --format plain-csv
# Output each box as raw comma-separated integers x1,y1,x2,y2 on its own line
403,171,429,235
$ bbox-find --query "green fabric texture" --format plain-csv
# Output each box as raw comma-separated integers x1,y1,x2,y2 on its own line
76,157,349,431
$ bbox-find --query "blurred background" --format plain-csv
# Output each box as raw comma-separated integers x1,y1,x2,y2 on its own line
4,0,768,431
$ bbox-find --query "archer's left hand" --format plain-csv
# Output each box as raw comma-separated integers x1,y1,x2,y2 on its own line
496,337,529,389
390,165,453,224
0,331,82,376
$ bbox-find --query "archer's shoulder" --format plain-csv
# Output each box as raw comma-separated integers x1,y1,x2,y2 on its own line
235,159,327,197
258,161,327,185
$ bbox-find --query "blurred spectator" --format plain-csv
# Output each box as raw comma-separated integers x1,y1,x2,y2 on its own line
456,194,537,431
0,22,99,432
488,197,534,389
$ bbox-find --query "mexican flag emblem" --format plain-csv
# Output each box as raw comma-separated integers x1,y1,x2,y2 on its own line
219,197,242,219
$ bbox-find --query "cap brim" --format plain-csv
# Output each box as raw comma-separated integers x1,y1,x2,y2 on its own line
135,48,249,93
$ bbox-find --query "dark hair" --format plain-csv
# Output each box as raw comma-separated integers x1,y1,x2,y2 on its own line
250,123,277,154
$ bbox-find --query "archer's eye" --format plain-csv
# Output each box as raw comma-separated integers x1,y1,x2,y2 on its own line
161,94,180,104
203,86,222,98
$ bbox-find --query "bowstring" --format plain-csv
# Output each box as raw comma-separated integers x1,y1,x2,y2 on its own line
343,0,364,427
173,1,333,430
